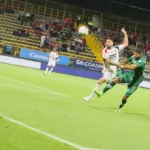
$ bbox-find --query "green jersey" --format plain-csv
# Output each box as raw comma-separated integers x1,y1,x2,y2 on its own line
128,56,146,79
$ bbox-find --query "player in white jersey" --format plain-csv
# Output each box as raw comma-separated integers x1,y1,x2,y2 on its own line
44,48,58,75
83,28,128,101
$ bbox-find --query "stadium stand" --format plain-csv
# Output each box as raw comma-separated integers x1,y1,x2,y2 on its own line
0,12,99,62
0,0,150,64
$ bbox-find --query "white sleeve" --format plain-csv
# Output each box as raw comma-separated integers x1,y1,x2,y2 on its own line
116,44,125,51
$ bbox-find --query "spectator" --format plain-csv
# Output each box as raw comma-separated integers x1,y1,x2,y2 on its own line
52,30,58,42
50,41,55,50
147,51,150,63
82,38,86,46
62,43,68,52
40,34,46,48
44,35,50,49
75,44,81,54
56,43,63,52
71,40,75,50
143,43,149,56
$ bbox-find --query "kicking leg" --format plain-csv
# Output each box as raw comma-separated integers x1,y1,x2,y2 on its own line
83,77,106,101
95,77,120,97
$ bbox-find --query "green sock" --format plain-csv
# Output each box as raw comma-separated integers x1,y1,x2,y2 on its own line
102,81,116,94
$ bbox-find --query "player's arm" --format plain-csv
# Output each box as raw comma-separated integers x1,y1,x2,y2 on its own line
121,28,128,48
102,49,120,67
121,59,146,70
116,28,128,51
121,64,137,70
105,58,120,67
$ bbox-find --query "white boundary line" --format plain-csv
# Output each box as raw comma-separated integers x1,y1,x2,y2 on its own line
0,76,70,97
0,114,104,150
0,83,64,96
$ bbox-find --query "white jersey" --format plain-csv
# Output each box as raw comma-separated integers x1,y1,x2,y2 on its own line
102,44,124,72
48,51,58,62
47,51,58,67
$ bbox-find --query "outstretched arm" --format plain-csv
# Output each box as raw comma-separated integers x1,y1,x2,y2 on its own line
121,28,128,48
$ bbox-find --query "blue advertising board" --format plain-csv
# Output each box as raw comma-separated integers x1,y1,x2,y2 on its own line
73,59,103,72
20,48,70,66
40,62,102,80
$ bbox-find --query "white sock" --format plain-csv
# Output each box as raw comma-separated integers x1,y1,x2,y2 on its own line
44,67,49,74
89,83,100,98
49,68,53,74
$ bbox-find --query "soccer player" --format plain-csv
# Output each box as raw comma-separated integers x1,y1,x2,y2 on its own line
44,48,58,75
95,48,146,112
83,28,129,101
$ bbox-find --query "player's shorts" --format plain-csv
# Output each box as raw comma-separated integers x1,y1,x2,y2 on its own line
125,77,143,97
47,61,56,67
118,71,134,83
103,71,114,81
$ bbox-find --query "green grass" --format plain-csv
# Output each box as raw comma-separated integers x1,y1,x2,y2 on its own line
0,63,150,150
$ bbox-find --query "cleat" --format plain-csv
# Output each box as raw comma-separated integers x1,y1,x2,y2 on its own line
115,109,122,113
83,96,91,102
95,90,101,98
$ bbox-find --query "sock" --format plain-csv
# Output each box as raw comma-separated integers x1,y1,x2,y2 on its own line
44,67,49,74
89,83,100,98
101,81,116,95
49,68,53,74
119,99,127,109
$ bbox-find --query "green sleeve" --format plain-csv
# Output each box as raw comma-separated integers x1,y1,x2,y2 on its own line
128,56,133,63
135,59,146,67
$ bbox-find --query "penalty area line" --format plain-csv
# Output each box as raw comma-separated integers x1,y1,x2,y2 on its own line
0,76,70,98
0,114,104,150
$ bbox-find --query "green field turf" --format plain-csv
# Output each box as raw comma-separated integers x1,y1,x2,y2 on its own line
0,63,150,150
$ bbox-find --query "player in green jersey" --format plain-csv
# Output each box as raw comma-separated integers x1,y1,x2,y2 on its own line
95,48,146,111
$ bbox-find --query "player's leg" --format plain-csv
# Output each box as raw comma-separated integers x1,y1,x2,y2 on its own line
96,71,129,97
99,77,120,95
44,62,51,75
44,65,50,75
83,77,106,101
48,62,55,75
116,79,141,111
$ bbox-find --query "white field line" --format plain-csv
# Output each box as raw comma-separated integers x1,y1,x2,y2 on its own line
0,114,104,150
0,83,65,96
0,76,69,97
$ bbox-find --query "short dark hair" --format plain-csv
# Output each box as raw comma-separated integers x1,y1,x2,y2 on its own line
134,48,142,54
105,37,114,42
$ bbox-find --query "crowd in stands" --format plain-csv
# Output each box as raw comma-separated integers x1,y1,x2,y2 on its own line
35,17,86,54
0,5,15,14
1,6,149,62
18,12,35,25
13,29,30,37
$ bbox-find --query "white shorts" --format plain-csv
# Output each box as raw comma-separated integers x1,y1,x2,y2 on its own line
103,70,116,81
47,61,56,67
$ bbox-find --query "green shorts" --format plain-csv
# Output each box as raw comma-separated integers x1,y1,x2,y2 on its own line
116,70,133,83
125,77,143,97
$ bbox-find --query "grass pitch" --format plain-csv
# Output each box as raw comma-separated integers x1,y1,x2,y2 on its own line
0,63,150,150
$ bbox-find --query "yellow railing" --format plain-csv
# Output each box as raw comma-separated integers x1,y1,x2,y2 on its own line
83,25,103,63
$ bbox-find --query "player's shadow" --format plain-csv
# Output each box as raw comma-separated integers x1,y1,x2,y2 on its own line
89,105,116,112
123,112,150,119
